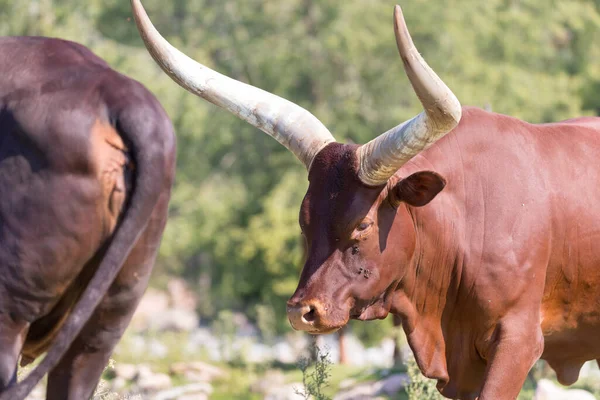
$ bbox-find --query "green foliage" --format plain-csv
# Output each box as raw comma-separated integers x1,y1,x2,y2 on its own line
255,304,277,344
296,345,333,400
348,318,395,348
109,331,200,375
211,310,240,363
4,0,600,337
406,357,444,400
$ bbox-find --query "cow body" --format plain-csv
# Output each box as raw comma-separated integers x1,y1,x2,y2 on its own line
393,107,600,397
290,107,600,399
0,37,175,399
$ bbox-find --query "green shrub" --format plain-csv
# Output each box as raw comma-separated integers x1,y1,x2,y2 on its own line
406,357,444,400
295,344,333,400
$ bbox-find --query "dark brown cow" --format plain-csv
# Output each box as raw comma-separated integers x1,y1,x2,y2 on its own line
0,37,176,399
133,1,600,399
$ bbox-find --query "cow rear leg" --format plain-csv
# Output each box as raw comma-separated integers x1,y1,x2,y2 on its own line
46,341,114,400
0,313,28,391
46,193,169,400
46,246,160,400
478,319,544,400
46,245,163,399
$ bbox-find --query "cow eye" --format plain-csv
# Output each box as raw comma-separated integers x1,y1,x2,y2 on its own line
356,221,373,232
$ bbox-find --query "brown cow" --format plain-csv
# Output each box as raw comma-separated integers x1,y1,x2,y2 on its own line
0,37,176,399
133,1,600,399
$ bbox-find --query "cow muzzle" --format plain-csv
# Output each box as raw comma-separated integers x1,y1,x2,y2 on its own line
286,302,319,332
286,300,344,334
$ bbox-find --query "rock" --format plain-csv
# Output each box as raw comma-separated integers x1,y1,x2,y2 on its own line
534,379,596,400
334,381,384,400
119,334,147,356
130,289,169,332
228,336,256,363
245,342,273,364
136,365,172,392
364,338,395,368
167,278,197,311
331,334,366,365
138,373,172,392
285,331,310,358
187,328,222,361
149,309,199,333
229,311,259,337
273,341,297,364
175,395,209,400
264,382,304,400
153,382,213,400
170,361,226,382
114,363,138,381
250,370,286,394
148,338,169,358
110,376,128,391
129,284,199,333
315,333,395,367
377,373,409,396
136,364,153,379
334,369,407,399
339,378,357,390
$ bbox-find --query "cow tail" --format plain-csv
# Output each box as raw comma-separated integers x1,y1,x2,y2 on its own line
0,98,176,400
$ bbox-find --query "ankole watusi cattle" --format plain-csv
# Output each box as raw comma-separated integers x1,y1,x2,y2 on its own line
132,1,600,399
0,37,176,399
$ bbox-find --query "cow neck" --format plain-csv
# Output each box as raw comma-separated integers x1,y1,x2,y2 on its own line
393,198,462,383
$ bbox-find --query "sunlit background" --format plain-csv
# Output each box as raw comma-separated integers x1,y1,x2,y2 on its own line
4,0,600,398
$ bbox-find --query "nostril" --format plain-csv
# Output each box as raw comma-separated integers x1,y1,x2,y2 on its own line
302,305,316,323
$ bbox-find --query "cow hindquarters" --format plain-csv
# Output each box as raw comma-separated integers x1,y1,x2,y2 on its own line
45,190,170,400
478,317,544,400
0,314,28,390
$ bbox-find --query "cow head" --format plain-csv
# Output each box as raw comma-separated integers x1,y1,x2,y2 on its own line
132,1,460,333
288,144,446,333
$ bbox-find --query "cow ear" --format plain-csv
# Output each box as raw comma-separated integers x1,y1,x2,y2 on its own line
390,171,446,207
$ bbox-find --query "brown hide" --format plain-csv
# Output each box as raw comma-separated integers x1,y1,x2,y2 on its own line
20,120,134,364
289,107,600,399
0,36,176,399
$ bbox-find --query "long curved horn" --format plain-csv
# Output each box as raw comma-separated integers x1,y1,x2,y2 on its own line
130,0,335,170
357,5,462,186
